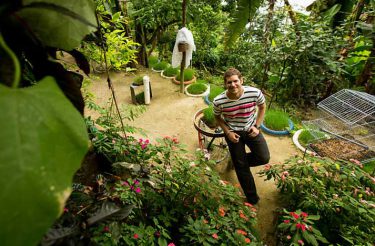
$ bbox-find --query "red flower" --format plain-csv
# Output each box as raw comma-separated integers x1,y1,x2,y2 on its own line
219,207,226,217
296,223,306,231
301,212,308,218
245,238,251,243
212,233,218,239
244,202,253,207
290,212,299,219
103,226,110,232
284,220,290,224
237,229,247,235
133,234,139,239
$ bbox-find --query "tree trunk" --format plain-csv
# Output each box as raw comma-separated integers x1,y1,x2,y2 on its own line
284,0,300,38
261,0,276,89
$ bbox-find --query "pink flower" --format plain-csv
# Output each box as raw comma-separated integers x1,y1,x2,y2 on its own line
245,238,251,243
63,208,69,213
286,235,291,240
301,212,308,218
284,220,290,224
296,223,306,231
133,234,139,239
264,164,271,170
133,179,140,185
281,175,286,181
145,139,150,144
298,239,304,245
122,181,129,186
167,243,175,246
212,233,218,239
244,202,253,207
135,187,141,193
139,138,143,143
103,226,110,232
141,143,147,149
282,171,289,176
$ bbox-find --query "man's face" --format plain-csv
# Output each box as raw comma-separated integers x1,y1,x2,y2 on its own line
225,75,243,94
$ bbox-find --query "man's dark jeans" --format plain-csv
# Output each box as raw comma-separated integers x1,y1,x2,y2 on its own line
225,131,270,204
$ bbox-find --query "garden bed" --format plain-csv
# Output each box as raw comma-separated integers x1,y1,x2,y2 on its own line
309,137,375,162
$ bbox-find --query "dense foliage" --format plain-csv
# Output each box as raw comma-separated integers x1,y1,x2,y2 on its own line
259,156,375,245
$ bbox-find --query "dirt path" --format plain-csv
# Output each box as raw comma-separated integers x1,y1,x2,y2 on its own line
87,67,299,245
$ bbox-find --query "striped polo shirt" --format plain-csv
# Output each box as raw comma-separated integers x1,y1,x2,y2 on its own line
212,86,265,131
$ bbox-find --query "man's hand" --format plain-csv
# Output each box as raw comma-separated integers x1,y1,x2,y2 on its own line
248,126,260,138
227,131,240,143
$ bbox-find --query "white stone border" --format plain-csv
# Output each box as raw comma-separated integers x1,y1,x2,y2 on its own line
151,68,163,73
185,83,210,97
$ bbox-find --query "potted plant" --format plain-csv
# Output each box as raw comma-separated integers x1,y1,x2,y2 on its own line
131,76,144,86
261,109,294,135
204,84,225,105
201,105,217,128
172,68,196,85
148,55,158,67
151,61,169,72
161,66,179,79
185,80,210,97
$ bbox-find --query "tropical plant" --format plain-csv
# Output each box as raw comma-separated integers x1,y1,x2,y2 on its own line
277,209,328,246
0,1,96,245
148,55,159,67
259,156,375,244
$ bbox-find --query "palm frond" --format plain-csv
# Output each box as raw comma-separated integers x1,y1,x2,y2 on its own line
224,0,264,48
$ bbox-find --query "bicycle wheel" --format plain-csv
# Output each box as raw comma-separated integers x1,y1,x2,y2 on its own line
198,120,229,164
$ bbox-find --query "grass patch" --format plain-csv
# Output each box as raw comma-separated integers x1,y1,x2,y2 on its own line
196,79,208,84
208,84,225,102
163,67,179,77
264,109,290,131
175,68,195,81
202,105,217,128
132,76,143,86
299,129,328,147
207,76,223,86
187,83,207,95
152,61,169,71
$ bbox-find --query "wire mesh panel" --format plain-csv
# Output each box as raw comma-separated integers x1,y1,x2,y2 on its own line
317,89,375,126
302,89,375,163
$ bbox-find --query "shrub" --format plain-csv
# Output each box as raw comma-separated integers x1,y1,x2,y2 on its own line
152,61,169,71
175,68,195,81
263,109,290,131
163,67,179,77
202,105,217,128
135,92,145,104
187,83,207,95
259,156,375,244
46,136,261,245
133,76,144,86
208,84,225,102
148,55,158,66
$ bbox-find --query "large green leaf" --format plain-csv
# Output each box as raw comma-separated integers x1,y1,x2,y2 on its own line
17,0,97,50
0,76,89,246
224,0,264,48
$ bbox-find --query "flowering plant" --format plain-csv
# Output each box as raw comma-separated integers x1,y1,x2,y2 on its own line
278,209,327,246
259,156,375,244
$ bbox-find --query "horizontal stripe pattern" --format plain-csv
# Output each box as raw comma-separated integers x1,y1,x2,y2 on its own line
213,86,265,131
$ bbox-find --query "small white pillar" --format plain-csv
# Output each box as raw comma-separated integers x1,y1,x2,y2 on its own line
143,75,151,105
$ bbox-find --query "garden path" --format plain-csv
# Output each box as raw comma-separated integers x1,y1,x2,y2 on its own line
87,67,299,246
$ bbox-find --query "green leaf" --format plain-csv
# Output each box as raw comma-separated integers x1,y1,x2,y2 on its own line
17,0,97,50
87,202,135,225
0,76,89,246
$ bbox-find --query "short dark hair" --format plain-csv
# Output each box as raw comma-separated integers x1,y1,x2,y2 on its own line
223,68,242,83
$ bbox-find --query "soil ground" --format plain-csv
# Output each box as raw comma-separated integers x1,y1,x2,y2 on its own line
87,67,299,245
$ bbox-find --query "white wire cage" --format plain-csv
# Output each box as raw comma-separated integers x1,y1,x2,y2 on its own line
302,89,375,163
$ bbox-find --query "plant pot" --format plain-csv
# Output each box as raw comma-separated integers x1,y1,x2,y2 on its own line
160,70,176,79
292,129,315,155
260,119,294,136
151,68,163,73
172,76,196,85
184,83,210,97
